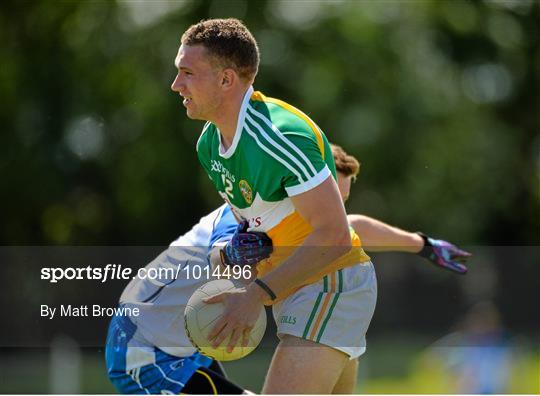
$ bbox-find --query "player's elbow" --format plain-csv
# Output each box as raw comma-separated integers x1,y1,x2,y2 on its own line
328,227,352,255
346,214,363,231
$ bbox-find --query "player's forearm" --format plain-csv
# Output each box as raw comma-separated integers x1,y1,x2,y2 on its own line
252,227,351,301
208,246,222,270
347,214,423,253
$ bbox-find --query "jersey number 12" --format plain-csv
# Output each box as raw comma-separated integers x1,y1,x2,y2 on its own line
221,174,234,199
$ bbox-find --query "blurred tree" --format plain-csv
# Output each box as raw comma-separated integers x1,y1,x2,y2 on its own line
0,0,538,333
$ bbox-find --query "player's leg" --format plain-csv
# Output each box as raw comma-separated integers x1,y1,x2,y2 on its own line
208,359,227,377
264,263,377,394
332,358,358,394
148,349,249,394
105,312,242,394
105,314,152,394
182,365,245,394
263,335,349,394
115,349,247,394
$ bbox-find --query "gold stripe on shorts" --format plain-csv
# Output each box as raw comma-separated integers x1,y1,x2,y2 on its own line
308,272,336,341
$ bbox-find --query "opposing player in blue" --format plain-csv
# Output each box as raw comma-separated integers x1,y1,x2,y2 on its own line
105,204,248,394
104,144,470,394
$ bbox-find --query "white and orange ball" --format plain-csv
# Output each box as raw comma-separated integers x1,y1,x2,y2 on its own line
184,279,267,361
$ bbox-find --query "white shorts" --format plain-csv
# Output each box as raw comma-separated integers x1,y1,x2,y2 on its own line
272,261,377,359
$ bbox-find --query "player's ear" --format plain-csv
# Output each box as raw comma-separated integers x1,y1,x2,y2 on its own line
221,69,236,89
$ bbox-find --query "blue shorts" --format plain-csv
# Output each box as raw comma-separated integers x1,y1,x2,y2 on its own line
105,314,213,394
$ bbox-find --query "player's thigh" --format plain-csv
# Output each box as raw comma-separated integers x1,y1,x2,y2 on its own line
332,358,358,394
262,334,349,394
273,263,377,359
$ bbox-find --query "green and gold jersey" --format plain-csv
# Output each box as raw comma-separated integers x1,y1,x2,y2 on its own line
197,87,370,292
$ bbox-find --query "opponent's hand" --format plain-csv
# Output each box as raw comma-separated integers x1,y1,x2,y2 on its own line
417,233,471,274
204,285,264,352
220,221,273,267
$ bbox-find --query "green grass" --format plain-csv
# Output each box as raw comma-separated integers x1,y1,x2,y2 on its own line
0,349,115,394
1,340,538,394
223,345,275,393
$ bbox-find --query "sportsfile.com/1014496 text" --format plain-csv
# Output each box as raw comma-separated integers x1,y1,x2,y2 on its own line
40,263,252,283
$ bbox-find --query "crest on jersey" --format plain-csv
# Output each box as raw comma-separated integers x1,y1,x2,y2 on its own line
239,179,253,204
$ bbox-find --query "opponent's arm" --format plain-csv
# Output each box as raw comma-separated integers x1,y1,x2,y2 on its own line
220,221,273,268
209,246,226,272
348,214,423,253
348,214,470,274
208,247,259,284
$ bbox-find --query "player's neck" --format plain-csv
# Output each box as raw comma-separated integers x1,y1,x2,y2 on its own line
214,85,251,150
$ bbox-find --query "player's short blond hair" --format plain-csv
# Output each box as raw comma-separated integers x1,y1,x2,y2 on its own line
181,18,259,82
331,144,360,180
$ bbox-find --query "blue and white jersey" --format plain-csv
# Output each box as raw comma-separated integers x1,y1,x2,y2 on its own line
119,204,237,359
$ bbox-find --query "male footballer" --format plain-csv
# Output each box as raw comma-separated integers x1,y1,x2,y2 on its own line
105,142,469,394
171,18,469,394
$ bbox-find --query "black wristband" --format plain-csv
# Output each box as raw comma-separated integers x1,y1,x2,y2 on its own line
416,232,433,258
254,278,276,301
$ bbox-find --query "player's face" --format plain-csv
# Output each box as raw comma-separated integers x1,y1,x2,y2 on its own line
171,44,223,121
337,172,352,203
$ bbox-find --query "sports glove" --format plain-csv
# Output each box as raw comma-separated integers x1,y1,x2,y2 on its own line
417,232,471,275
220,221,273,267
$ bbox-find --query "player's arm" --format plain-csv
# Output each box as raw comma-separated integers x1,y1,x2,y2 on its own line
254,175,352,296
348,214,471,274
209,245,227,271
347,214,423,252
208,245,258,284
205,176,351,350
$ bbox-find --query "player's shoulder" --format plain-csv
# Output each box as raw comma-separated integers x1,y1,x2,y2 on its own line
247,91,320,138
196,121,217,153
243,91,331,171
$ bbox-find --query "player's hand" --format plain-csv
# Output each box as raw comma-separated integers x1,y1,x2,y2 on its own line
220,221,273,267
417,233,471,274
204,286,264,352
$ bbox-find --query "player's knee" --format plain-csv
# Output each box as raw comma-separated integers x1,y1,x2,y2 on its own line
182,366,244,394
